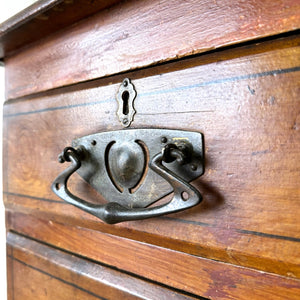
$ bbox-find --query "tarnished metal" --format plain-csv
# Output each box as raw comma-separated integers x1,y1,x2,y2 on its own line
116,78,136,127
52,129,204,224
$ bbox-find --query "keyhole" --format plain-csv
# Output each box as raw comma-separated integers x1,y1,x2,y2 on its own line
122,91,129,115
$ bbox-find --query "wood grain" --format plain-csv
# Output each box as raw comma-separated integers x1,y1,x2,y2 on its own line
3,36,300,279
0,0,122,59
7,213,300,300
6,243,13,300
4,0,300,99
7,232,196,300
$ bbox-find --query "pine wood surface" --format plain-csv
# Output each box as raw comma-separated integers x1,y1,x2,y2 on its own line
7,232,197,300
4,0,300,99
6,213,300,300
3,34,300,286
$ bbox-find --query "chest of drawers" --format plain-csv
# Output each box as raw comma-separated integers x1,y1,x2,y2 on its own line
1,0,300,299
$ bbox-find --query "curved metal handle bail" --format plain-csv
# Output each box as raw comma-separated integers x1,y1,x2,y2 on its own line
52,147,202,224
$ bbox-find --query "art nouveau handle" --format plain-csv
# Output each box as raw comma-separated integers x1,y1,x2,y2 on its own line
51,146,202,224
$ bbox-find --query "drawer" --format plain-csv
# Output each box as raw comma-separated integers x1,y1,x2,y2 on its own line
3,34,300,298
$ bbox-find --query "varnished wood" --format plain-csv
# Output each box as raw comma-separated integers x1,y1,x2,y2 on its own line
3,0,300,298
7,213,300,299
7,232,195,300
0,0,122,59
3,36,300,280
6,243,13,300
4,0,300,99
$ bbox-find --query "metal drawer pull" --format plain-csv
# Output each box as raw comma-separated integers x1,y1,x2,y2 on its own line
51,129,204,224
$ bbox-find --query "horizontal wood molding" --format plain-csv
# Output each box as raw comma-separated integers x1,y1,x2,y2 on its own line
3,36,300,279
7,232,196,300
7,213,300,299
4,0,300,99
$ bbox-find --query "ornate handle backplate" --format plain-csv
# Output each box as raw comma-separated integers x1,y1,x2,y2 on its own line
52,129,204,224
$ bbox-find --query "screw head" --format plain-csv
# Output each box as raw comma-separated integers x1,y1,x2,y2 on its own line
123,80,128,87
161,137,168,143
191,164,197,171
122,118,129,126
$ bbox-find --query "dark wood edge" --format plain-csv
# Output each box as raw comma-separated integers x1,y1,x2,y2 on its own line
0,0,62,34
0,0,122,59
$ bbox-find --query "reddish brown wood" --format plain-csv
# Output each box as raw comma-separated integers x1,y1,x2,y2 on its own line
7,232,194,300
0,0,122,59
7,213,300,300
10,261,104,299
3,36,300,281
4,0,300,99
6,244,13,300
2,0,300,297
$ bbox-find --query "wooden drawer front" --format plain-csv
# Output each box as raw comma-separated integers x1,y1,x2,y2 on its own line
7,232,194,300
3,34,300,298
4,0,300,99
4,33,300,276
